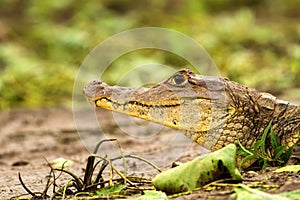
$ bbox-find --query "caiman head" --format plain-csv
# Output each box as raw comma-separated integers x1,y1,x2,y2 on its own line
83,67,237,149
83,67,300,150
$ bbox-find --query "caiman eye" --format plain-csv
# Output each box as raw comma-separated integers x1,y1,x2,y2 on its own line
172,74,187,86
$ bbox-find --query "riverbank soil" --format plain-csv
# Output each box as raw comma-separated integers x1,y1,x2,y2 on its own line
0,108,299,199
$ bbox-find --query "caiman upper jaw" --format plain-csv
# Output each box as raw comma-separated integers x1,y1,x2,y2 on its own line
83,80,107,102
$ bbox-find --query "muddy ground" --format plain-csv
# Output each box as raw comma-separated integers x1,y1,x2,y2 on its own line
0,106,299,199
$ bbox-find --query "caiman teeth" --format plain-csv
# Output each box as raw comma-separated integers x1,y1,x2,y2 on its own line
95,98,114,110
94,97,182,108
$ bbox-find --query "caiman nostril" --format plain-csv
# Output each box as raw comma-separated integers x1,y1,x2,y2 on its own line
96,80,102,84
90,80,102,85
83,80,103,97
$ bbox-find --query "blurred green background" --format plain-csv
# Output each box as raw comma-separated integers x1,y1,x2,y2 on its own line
0,0,299,109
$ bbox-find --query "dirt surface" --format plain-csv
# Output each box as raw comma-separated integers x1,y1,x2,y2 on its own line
0,107,300,199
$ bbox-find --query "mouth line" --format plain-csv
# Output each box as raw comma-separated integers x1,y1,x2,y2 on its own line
93,96,215,110
94,97,182,108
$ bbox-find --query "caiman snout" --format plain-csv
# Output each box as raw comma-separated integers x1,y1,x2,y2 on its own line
83,80,107,100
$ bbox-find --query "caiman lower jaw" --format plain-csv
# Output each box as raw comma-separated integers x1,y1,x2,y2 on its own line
95,97,114,111
93,97,185,130
93,96,217,133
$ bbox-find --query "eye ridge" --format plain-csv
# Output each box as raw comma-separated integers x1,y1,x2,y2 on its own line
173,74,186,85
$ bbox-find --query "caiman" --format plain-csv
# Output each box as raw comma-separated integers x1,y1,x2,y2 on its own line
83,67,300,164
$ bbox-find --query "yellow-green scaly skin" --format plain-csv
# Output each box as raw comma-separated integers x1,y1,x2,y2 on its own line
84,67,300,163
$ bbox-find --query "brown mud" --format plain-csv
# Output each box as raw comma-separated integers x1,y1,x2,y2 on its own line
0,107,299,199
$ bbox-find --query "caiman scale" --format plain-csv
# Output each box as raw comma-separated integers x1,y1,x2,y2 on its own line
83,67,300,163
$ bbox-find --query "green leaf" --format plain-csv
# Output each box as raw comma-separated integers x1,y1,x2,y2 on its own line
240,154,257,168
96,184,126,196
253,140,263,152
152,144,242,194
274,165,300,173
261,160,270,170
283,145,296,162
236,120,293,169
274,146,287,160
237,140,254,156
279,189,300,199
237,148,249,156
51,157,74,169
263,121,273,139
234,184,290,200
270,129,280,148
259,121,272,157
135,190,168,200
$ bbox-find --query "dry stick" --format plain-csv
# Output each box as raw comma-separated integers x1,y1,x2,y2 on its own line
85,176,152,191
202,178,239,190
168,190,192,198
92,138,128,184
111,163,135,186
90,157,106,182
115,139,127,184
61,179,73,200
18,173,37,197
44,157,68,196
46,157,79,196
83,138,116,187
54,168,83,190
18,158,69,199
18,173,44,197
41,168,53,197
83,155,97,187
50,168,57,197
87,138,117,187
51,138,160,197
85,179,113,190
239,184,273,197
106,156,132,187
93,138,161,174
90,155,144,187
118,154,162,172
91,138,161,187
109,159,113,186
95,158,109,187
93,154,161,175
50,169,66,200
74,191,93,198
89,153,161,188
93,138,117,154
39,158,54,197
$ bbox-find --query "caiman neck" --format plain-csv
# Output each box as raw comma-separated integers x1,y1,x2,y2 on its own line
272,102,300,147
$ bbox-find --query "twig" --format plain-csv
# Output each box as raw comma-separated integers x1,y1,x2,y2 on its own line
93,138,117,154
92,153,161,176
119,154,161,172
115,139,127,184
109,159,113,186
18,173,43,198
54,168,83,190
111,163,134,186
202,178,240,189
62,179,73,200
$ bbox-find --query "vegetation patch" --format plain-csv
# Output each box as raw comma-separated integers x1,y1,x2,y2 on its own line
14,139,160,199
238,121,295,169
